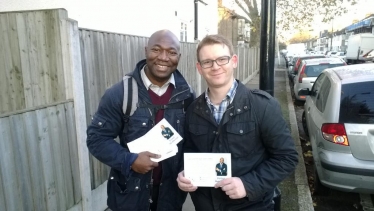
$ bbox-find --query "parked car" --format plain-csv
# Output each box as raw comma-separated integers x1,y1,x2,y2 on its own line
331,51,346,62
299,63,374,194
326,51,337,57
287,56,299,81
288,54,326,84
293,57,346,101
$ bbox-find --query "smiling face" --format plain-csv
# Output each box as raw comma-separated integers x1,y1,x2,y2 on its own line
197,43,237,89
220,158,224,163
145,30,181,87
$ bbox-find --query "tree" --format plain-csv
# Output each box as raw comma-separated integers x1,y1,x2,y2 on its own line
288,30,313,44
232,0,357,46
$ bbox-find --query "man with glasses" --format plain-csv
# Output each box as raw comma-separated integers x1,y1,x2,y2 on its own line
177,34,298,211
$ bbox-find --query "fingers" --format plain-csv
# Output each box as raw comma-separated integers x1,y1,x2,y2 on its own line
145,151,161,159
217,177,246,199
214,178,231,188
177,171,197,192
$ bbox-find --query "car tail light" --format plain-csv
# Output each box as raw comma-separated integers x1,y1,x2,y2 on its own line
298,65,306,83
321,123,349,146
294,59,301,71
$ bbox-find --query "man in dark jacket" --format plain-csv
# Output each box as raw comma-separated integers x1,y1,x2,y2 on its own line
161,125,174,140
177,34,298,211
215,158,227,176
87,30,193,211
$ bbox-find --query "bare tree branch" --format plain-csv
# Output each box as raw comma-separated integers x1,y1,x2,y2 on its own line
234,0,251,17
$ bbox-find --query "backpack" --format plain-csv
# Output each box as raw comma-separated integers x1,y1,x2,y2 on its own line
121,75,194,117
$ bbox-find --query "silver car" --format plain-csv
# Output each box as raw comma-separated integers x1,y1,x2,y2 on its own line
293,58,345,101
299,63,374,194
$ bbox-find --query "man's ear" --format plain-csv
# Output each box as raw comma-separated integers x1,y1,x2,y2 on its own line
232,54,238,68
196,62,203,75
145,47,148,57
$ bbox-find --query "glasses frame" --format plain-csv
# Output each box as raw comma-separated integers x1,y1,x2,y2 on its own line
199,56,232,69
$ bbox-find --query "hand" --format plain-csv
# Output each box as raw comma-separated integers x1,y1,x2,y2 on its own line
131,151,160,174
176,171,198,192
214,177,246,199
216,168,219,171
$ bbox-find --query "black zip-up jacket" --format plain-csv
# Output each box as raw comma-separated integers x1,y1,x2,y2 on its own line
87,59,192,211
184,81,298,211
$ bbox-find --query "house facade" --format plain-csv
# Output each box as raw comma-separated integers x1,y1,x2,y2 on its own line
217,0,250,46
0,0,218,42
313,14,374,53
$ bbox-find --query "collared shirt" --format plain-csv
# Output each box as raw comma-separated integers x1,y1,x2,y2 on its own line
205,80,238,123
140,65,176,96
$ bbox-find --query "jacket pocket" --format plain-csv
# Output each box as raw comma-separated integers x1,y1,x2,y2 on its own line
175,112,186,136
125,116,151,142
226,121,256,158
107,170,148,210
189,124,210,152
91,113,107,129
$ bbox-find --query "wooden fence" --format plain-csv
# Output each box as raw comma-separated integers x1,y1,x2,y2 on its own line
0,9,259,211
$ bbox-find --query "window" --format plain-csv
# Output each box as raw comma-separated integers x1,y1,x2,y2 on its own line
305,63,344,77
180,23,187,42
339,81,374,124
310,74,326,103
315,77,331,112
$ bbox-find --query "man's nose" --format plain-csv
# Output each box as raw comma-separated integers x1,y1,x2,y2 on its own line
158,50,169,60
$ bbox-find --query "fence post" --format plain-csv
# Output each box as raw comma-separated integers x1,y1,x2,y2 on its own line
66,20,93,211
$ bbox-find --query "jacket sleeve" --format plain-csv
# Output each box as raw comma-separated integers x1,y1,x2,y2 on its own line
240,97,299,201
86,84,138,178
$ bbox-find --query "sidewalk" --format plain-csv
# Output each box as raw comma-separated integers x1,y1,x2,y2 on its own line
245,60,314,211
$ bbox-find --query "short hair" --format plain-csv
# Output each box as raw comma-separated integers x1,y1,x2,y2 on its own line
196,34,234,62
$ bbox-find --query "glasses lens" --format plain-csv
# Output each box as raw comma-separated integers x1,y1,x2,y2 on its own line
217,56,230,65
201,60,212,68
200,56,231,68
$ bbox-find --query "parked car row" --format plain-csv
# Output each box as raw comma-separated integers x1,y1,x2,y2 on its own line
293,58,346,101
297,63,374,194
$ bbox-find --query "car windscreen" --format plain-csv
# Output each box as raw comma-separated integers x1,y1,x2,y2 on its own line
305,63,344,77
339,81,374,124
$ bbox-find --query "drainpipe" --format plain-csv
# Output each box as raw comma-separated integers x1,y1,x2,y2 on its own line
194,0,198,42
194,0,208,42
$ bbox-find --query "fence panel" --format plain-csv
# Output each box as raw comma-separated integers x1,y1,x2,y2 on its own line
0,101,81,211
0,10,74,115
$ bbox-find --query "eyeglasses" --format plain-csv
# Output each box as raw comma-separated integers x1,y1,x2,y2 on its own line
199,56,231,69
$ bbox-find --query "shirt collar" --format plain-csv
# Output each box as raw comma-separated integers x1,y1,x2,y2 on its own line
140,65,175,89
205,79,238,104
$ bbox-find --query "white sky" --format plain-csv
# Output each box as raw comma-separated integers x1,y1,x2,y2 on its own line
0,0,218,42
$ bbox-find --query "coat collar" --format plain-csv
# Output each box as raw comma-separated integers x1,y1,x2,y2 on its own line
193,81,251,125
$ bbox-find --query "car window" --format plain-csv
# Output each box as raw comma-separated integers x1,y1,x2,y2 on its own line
305,63,344,77
310,73,326,101
316,77,331,112
339,81,374,124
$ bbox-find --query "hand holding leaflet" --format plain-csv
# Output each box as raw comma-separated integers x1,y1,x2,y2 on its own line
184,153,231,187
127,118,182,162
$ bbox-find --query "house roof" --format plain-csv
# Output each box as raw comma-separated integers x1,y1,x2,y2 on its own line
346,14,374,32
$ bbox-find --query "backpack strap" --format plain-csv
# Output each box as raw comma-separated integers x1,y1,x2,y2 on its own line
122,75,138,117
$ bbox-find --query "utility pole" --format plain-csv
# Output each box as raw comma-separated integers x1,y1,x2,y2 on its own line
330,19,333,51
259,0,276,96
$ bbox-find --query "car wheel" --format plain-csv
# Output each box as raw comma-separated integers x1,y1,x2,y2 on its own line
313,165,330,196
302,111,309,137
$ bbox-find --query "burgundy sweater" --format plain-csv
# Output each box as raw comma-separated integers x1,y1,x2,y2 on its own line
148,84,174,185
